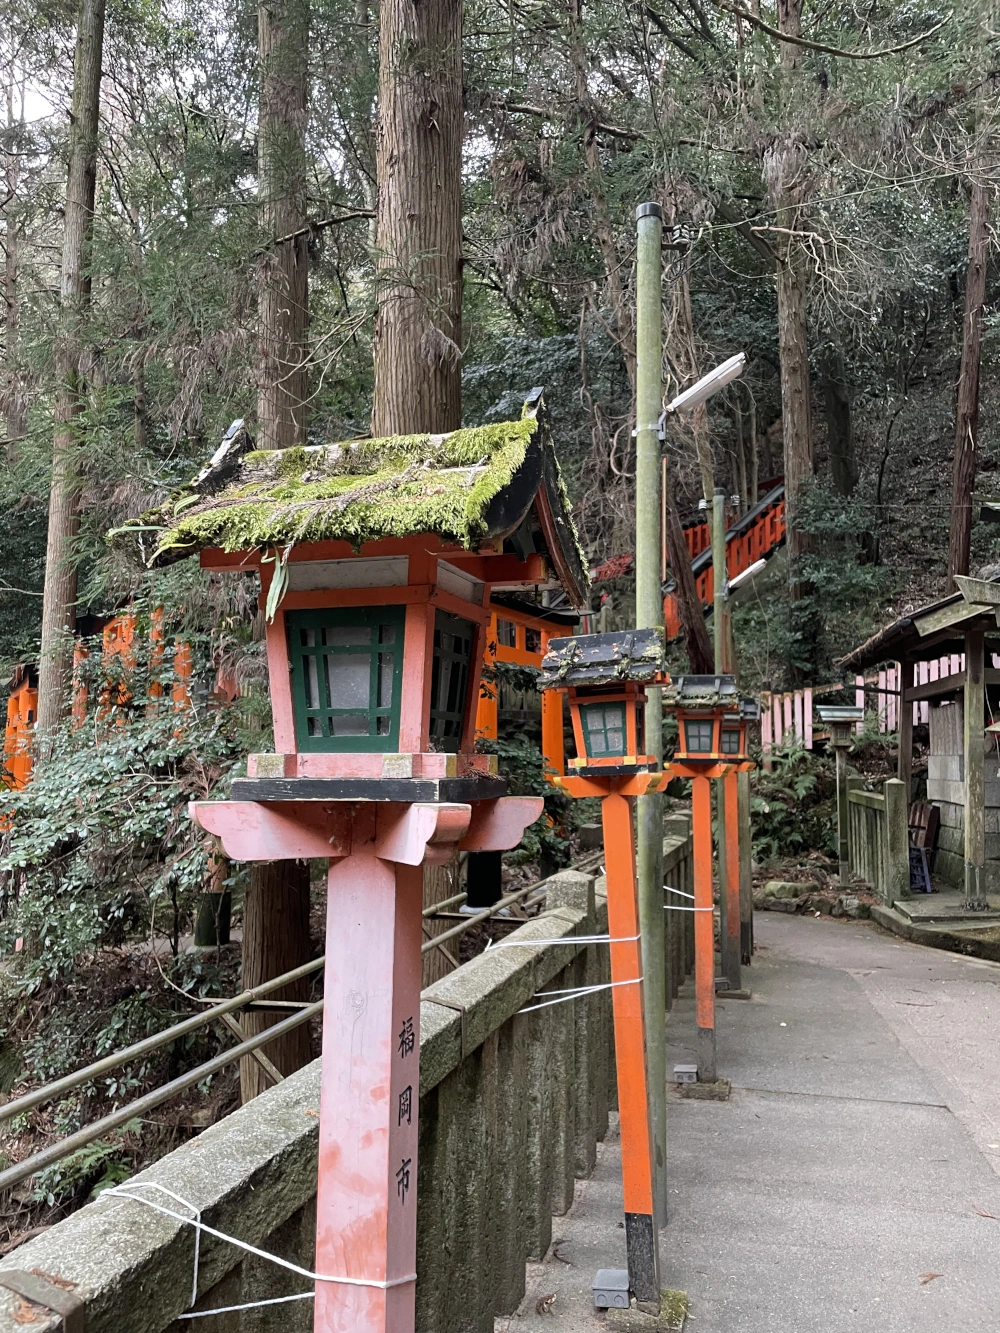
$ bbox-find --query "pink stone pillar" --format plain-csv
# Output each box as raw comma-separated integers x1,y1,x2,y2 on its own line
314,807,423,1333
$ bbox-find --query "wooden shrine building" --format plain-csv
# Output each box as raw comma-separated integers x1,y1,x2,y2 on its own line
841,575,1000,903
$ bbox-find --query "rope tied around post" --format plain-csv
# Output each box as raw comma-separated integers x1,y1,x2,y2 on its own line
103,1181,417,1322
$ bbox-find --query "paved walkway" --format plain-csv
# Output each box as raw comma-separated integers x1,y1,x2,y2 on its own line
504,914,1000,1332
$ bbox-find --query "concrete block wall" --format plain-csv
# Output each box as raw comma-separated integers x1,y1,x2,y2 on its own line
926,700,1000,890
0,828,695,1333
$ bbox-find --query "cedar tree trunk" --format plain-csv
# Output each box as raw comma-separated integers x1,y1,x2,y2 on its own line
371,0,462,435
774,215,812,579
257,0,310,448
239,859,314,1101
567,0,635,387
242,0,314,1102
36,0,106,735
3,82,27,456
948,180,991,586
771,0,813,590
820,343,858,498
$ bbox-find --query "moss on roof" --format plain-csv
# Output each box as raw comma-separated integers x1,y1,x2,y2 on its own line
117,416,553,567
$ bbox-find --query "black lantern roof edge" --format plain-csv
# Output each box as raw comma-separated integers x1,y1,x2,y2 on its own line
537,627,666,689
662,673,739,708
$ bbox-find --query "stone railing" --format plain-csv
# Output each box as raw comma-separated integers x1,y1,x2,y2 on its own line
0,826,694,1333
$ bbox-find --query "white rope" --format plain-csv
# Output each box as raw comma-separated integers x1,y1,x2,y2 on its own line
485,932,641,949
665,885,696,900
105,1181,417,1320
664,904,713,912
181,1293,314,1319
519,976,642,1014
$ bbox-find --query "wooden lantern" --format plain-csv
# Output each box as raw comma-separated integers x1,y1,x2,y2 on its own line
666,674,756,764
114,393,590,1333
114,392,590,795
538,628,668,775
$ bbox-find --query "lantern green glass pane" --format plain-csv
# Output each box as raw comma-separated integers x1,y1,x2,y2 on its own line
429,611,476,753
580,702,626,757
288,606,405,751
684,719,715,754
721,728,741,755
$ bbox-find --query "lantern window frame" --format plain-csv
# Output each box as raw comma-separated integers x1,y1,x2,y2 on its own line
579,699,629,758
428,610,477,753
288,605,405,752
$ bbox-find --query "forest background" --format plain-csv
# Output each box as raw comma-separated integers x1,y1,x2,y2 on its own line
0,0,998,1239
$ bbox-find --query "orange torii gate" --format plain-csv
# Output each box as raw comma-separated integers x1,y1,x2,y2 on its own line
663,483,786,640
474,596,578,778
71,611,195,722
3,666,37,790
3,614,199,790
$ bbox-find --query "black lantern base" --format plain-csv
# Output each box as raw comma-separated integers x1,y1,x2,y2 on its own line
230,775,509,804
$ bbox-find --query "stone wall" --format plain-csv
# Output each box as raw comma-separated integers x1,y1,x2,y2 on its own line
926,699,1000,890
0,829,694,1333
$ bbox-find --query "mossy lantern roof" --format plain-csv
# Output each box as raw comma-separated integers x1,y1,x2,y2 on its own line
114,390,589,607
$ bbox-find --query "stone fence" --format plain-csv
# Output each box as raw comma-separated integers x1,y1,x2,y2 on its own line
0,825,694,1333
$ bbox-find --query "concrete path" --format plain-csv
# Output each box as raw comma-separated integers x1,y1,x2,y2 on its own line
502,914,1000,1332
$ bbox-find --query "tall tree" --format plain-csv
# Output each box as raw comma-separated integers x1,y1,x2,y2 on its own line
766,0,814,600
241,0,314,1103
820,343,858,499
36,0,107,735
2,78,28,456
257,0,310,448
371,0,462,434
947,179,992,585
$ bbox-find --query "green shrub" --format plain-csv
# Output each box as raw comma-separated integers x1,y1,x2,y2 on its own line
749,742,837,862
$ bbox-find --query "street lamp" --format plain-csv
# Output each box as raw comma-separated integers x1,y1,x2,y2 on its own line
662,352,746,418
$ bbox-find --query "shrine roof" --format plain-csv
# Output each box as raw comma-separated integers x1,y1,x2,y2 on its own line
111,390,589,607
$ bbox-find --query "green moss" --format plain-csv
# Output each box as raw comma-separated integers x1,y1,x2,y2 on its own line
659,1289,689,1330
129,417,543,566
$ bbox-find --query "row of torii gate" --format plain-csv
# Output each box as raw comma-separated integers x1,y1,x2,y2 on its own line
2,599,566,790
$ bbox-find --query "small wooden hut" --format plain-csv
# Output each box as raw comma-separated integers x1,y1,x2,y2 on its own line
841,576,1000,903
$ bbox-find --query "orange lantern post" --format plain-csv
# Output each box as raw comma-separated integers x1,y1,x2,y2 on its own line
661,676,757,1081
539,627,669,1305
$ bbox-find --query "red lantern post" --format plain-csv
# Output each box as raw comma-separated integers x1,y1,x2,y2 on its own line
662,676,757,1080
539,628,668,1305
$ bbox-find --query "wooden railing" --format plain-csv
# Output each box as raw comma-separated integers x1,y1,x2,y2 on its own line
846,777,909,905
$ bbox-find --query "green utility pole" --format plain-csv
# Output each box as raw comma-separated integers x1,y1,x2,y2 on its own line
712,488,726,674
634,201,667,1231
713,488,741,990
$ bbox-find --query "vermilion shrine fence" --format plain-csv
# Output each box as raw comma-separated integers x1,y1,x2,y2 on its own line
663,483,786,641
760,654,1000,759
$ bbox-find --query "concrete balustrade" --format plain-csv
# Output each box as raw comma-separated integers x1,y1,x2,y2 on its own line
0,828,693,1333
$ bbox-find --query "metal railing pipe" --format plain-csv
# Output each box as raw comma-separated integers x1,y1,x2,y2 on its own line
0,1001,324,1194
0,957,324,1125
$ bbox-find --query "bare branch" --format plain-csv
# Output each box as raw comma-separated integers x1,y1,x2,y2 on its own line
492,99,641,140
711,1,952,60
255,209,375,256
